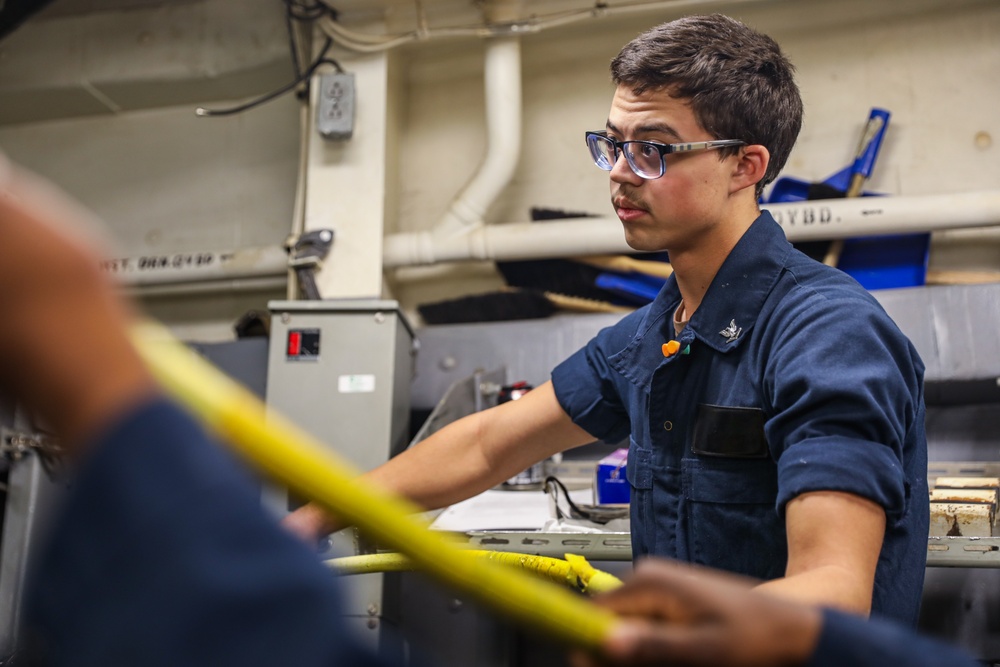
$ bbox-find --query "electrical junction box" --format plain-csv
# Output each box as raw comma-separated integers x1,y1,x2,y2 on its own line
264,299,416,658
316,72,355,140
265,299,416,507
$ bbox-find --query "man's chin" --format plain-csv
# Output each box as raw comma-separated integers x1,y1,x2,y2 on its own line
622,228,667,253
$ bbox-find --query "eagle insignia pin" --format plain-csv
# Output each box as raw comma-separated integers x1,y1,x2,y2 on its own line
719,319,742,343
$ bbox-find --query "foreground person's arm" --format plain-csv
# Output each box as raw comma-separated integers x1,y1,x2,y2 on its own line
1,159,391,667
284,380,596,542
570,558,979,667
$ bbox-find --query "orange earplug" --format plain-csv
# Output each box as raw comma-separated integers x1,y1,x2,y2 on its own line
662,340,681,357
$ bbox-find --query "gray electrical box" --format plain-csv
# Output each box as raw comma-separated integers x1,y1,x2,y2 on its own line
264,299,416,656
265,298,416,505
316,72,355,140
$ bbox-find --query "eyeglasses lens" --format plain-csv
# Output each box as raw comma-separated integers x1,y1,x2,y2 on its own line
587,134,663,179
588,134,615,170
627,143,663,179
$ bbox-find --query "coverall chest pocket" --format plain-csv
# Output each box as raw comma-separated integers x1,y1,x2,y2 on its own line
691,404,769,458
681,455,787,580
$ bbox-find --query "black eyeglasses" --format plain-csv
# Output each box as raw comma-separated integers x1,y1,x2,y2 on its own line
585,131,746,180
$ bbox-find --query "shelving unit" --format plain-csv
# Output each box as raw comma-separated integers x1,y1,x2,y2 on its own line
443,529,1000,567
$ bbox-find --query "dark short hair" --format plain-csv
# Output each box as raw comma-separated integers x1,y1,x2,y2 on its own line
610,14,803,198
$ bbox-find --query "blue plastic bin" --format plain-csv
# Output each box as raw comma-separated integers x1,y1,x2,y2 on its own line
837,233,931,290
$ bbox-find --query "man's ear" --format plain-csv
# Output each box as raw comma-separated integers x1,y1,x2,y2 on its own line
731,144,770,195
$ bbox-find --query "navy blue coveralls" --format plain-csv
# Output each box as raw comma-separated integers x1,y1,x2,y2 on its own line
552,211,929,626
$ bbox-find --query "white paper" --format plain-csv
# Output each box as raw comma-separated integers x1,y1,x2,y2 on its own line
430,487,594,532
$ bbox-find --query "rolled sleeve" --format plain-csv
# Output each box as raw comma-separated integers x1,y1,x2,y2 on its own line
776,436,906,519
552,337,630,444
763,287,922,523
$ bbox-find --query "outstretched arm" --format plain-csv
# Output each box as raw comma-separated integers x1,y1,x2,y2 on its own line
283,380,596,541
754,489,885,614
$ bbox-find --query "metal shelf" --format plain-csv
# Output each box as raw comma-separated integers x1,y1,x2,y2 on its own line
929,461,1000,484
927,537,1000,567
448,530,1000,567
460,530,632,561
927,462,1000,566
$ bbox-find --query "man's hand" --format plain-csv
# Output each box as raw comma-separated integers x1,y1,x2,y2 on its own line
282,502,339,545
571,558,822,667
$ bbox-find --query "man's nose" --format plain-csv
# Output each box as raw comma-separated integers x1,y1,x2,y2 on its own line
609,150,643,184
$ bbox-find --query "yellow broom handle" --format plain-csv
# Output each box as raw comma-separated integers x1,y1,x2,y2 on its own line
131,320,620,651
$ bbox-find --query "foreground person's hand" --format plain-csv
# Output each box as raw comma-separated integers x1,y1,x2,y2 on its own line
571,558,822,667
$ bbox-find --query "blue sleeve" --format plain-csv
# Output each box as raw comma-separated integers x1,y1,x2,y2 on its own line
551,311,645,443
809,609,979,667
762,288,924,520
23,396,392,667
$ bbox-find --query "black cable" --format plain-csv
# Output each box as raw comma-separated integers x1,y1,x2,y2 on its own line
282,0,328,22
314,57,345,73
284,5,303,78
195,36,339,117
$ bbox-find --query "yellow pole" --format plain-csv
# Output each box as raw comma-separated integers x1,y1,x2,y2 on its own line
327,551,623,595
131,321,619,651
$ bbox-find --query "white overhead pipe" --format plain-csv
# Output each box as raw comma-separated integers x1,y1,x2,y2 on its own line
103,245,289,287
770,190,1000,241
385,217,630,266
124,276,288,298
427,36,522,240
320,0,783,54
382,190,1000,268
383,36,522,270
